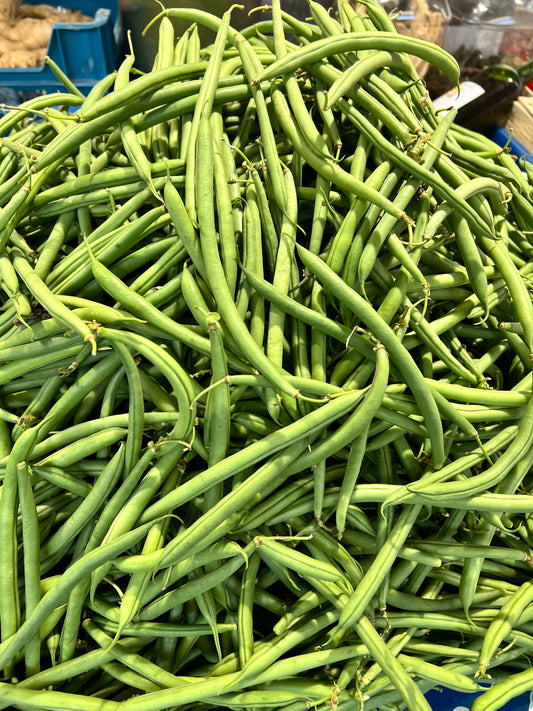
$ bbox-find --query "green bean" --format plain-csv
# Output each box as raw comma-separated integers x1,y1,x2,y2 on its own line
296,243,445,466
327,157,389,275
236,466,340,533
240,182,266,346
228,606,340,691
0,95,79,137
424,177,506,240
40,445,124,565
0,328,85,363
0,420,11,460
237,553,261,669
30,465,89,499
16,462,41,676
183,7,233,220
139,386,364,528
271,86,411,223
12,250,97,354
412,393,533,501
410,540,529,563
24,352,118,445
30,421,124,469
137,542,255,622
45,191,158,285
326,51,417,110
85,230,249,372
339,99,494,239
26,63,205,170
426,377,529,407
481,219,533,353
59,448,154,664
164,180,206,279
0,342,84,390
95,661,162,692
100,327,195,442
369,72,423,132
256,536,345,586
84,619,182,689
103,237,179,285
218,688,337,708
180,267,219,334
129,540,245,620
212,130,239,301
255,31,459,86
305,573,432,711
197,574,227,661
301,526,363,590
117,465,182,641
55,211,170,296
244,168,278,277
20,636,147,691
337,349,389,534
0,427,39,678
148,17,175,161
169,8,286,215
14,414,169,466
335,504,423,637
0,516,164,673
0,682,121,710
477,580,533,677
56,300,146,333
144,445,312,577
204,315,230,517
195,113,298,398
123,242,186,301
241,264,375,363
398,653,483,693
112,341,144,474
471,667,533,711
75,140,93,240
266,165,299,369
0,252,28,322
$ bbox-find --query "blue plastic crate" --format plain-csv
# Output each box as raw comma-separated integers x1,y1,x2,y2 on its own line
425,686,533,710
0,0,120,96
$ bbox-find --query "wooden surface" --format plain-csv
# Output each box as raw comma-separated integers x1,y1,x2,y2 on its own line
505,96,533,152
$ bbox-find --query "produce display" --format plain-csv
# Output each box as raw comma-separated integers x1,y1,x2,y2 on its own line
1,1,533,708
0,0,92,68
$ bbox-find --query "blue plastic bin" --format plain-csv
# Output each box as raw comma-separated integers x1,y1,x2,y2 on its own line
425,687,533,710
0,0,120,96
481,122,533,165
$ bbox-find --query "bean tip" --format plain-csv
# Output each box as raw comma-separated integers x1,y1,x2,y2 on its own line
85,334,98,356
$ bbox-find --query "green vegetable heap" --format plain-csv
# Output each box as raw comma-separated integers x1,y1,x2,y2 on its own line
0,1,532,709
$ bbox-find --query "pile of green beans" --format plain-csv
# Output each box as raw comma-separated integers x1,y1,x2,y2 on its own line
1,1,533,708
